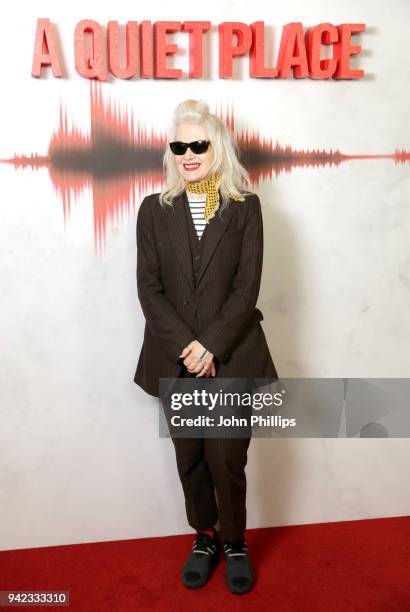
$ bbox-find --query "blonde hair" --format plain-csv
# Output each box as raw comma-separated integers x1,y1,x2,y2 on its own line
159,99,252,215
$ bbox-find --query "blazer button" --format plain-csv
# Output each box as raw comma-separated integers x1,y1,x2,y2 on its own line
194,255,200,261
223,352,230,362
183,299,189,306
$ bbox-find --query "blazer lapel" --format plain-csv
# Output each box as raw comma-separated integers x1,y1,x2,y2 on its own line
196,189,235,284
164,188,235,288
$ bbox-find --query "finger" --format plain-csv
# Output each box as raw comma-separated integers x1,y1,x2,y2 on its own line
196,361,210,377
182,341,197,356
180,346,193,358
188,360,201,373
190,357,207,373
186,355,202,370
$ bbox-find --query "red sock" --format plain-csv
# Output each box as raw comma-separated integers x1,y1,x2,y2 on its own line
196,528,215,538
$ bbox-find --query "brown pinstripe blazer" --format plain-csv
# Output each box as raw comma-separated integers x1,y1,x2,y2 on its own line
134,188,278,398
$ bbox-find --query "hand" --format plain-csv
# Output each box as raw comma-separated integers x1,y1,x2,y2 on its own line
179,340,216,377
204,360,217,378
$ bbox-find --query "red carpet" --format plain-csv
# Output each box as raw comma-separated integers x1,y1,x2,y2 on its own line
1,516,409,611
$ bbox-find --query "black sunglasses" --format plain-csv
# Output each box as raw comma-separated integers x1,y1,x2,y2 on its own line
169,140,211,155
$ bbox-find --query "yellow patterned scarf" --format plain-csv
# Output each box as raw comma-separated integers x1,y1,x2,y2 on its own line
184,174,242,223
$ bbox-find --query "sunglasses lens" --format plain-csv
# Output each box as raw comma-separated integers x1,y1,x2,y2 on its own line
169,142,187,155
169,141,210,155
190,141,210,154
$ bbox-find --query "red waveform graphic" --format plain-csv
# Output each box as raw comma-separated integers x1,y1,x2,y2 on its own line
1,80,409,255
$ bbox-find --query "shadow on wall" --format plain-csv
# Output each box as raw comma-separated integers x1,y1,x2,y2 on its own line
258,186,302,376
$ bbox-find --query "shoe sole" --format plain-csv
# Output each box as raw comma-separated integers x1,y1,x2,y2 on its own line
225,580,254,595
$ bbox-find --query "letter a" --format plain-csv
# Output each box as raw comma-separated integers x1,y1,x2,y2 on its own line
32,18,62,78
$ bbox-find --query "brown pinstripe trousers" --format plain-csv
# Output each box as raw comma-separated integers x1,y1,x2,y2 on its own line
170,365,252,543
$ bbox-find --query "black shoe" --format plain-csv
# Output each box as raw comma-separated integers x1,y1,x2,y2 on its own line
181,529,220,589
223,537,254,594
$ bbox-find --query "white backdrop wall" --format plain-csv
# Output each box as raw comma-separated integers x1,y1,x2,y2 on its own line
1,0,409,550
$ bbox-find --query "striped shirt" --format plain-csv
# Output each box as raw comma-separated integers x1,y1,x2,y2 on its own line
186,191,207,239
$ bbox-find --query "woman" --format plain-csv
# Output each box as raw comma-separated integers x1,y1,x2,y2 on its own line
134,99,278,595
